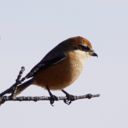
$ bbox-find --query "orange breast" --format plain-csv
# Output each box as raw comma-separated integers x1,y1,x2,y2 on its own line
33,52,83,90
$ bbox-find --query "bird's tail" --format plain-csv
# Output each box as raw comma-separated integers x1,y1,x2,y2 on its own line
15,78,34,96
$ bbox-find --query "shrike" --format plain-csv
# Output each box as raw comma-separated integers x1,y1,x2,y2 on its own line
14,36,98,105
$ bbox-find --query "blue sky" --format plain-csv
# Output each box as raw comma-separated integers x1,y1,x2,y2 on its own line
0,1,128,128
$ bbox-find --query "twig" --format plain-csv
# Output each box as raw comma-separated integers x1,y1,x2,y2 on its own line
0,67,25,98
11,66,25,97
16,66,25,82
0,94,100,105
0,63,44,98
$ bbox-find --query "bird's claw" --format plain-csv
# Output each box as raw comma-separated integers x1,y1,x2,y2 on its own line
50,95,58,106
64,94,75,105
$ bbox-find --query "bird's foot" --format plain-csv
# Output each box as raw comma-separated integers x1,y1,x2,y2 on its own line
62,90,75,105
46,86,58,106
50,94,58,106
64,94,75,105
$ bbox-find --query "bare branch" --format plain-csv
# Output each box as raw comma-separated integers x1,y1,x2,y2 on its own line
0,94,100,105
0,67,25,97
16,66,25,82
0,63,45,98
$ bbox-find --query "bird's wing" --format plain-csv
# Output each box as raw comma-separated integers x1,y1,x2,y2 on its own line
25,52,67,78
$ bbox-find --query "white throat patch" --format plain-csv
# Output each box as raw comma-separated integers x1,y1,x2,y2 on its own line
74,50,90,64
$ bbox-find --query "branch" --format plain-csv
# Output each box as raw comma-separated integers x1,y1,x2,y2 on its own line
0,64,46,97
0,67,25,97
0,94,100,105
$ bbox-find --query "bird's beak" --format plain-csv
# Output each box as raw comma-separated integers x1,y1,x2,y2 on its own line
90,51,98,57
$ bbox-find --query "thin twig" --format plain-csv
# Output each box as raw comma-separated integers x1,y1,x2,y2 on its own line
11,67,25,97
0,67,25,97
16,67,25,82
0,94,100,105
0,63,46,98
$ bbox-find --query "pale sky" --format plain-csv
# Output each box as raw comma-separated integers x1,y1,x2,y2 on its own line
0,1,128,128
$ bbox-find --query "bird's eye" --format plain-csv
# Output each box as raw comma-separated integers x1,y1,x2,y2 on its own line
78,44,90,52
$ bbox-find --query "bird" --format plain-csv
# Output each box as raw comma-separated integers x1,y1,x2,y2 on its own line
14,36,98,105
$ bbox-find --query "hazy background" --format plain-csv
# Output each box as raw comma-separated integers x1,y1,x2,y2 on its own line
0,0,128,128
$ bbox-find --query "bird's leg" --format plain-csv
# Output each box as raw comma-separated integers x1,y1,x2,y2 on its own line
46,86,58,106
62,90,75,105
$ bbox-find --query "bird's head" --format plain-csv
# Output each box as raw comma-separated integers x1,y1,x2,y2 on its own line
62,36,98,59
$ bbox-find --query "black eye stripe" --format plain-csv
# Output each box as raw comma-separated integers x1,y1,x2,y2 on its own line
78,44,90,51
73,46,78,50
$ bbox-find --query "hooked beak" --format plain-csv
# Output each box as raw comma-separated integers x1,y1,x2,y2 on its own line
90,51,98,57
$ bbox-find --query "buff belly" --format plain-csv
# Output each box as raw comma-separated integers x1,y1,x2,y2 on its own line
33,57,83,90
